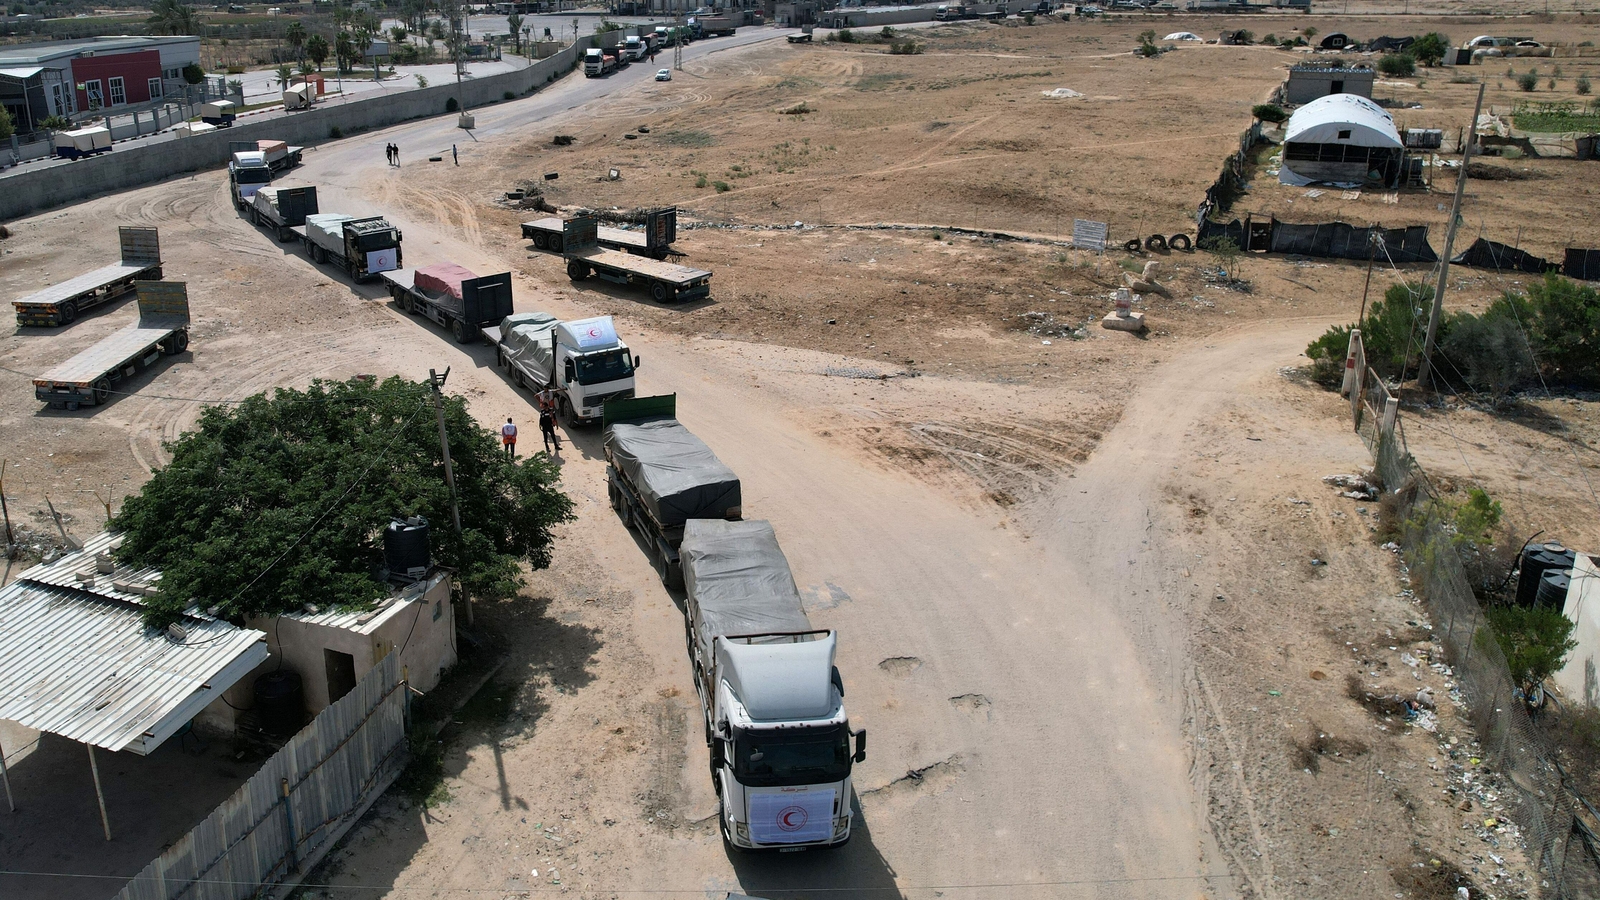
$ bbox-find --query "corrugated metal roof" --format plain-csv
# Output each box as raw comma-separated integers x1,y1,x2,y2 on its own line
283,571,448,635
20,531,165,607
0,579,267,754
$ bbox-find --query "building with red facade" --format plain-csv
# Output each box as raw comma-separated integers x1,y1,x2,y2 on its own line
0,36,200,133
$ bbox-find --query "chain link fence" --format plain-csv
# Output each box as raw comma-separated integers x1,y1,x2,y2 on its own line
1367,416,1600,898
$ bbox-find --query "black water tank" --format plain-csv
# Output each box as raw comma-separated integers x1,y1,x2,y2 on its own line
1537,570,1573,609
254,670,304,736
384,516,431,582
1516,543,1572,607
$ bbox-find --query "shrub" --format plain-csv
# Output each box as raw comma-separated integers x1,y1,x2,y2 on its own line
1441,300,1535,395
0,104,12,143
1251,103,1288,124
712,180,730,192
1261,33,1276,45
1517,72,1538,91
695,174,708,188
1377,53,1416,77
182,63,205,84
1305,281,1433,380
836,27,855,43
416,74,428,88
1525,273,1600,384
1023,12,1035,24
1485,603,1578,695
780,101,811,115
329,125,343,138
888,40,923,55
1579,75,1594,95
1197,235,1241,278
446,96,460,112
1411,32,1449,67
504,90,515,100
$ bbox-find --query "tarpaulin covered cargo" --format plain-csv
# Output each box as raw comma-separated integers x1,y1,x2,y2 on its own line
606,417,740,528
305,213,354,251
500,311,559,376
415,262,476,300
682,519,812,648
1563,249,1600,282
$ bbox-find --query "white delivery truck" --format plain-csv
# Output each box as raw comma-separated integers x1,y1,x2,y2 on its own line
623,35,647,61
583,47,617,77
53,126,111,160
483,312,639,423
680,518,866,852
200,100,236,126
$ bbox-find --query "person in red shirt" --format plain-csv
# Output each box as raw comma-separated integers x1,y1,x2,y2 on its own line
501,417,518,456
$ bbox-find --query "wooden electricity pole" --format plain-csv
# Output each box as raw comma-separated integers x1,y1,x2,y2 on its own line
428,368,471,626
1418,82,1485,391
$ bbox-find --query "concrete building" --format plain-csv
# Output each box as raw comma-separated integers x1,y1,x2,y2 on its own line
0,35,200,131
1556,553,1600,708
1284,64,1374,105
1279,93,1404,187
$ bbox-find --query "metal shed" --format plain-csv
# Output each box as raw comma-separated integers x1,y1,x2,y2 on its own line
1280,93,1404,187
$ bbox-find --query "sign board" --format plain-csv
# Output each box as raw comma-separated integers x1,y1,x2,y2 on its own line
365,249,398,275
136,281,190,327
748,787,836,845
1072,219,1108,252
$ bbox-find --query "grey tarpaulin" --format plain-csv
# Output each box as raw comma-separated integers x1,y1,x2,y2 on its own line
605,418,741,527
1565,249,1600,282
1271,221,1437,263
1452,238,1555,274
499,311,559,378
681,519,812,649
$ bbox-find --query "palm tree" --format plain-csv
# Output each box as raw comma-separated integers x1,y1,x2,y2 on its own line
276,64,293,89
506,12,522,53
335,31,355,74
147,0,197,36
285,20,306,65
305,33,330,72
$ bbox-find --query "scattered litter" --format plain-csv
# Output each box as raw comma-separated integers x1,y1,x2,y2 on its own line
1288,497,1311,506
1041,87,1084,99
1310,557,1326,566
1382,192,1399,204
1340,190,1361,200
1382,542,1402,553
1304,189,1325,198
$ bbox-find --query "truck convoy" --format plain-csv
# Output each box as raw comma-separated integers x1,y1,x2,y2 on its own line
693,13,738,36
380,262,513,343
33,281,190,409
583,47,621,76
483,312,638,423
604,394,740,587
292,213,403,282
559,216,711,303
12,226,162,327
228,140,305,209
247,185,319,242
521,207,677,260
681,518,866,851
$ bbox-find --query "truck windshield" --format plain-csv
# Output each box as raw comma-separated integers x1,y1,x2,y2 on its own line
237,167,272,185
355,230,397,251
574,349,633,385
734,725,851,788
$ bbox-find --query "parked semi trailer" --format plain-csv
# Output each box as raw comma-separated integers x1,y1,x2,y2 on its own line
247,185,319,242
681,518,866,852
228,140,305,208
483,312,638,423
380,262,513,343
34,281,190,409
291,213,403,282
12,226,162,327
560,216,711,303
521,207,677,260
605,394,740,586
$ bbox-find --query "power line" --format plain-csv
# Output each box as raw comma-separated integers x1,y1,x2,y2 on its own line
0,363,427,407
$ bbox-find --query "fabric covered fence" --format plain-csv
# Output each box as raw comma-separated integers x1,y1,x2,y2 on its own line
1197,217,1438,263
1451,238,1557,274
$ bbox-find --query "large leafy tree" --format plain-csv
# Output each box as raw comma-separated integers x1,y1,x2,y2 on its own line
112,376,574,628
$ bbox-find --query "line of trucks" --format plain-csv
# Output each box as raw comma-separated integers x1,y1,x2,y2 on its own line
604,393,865,851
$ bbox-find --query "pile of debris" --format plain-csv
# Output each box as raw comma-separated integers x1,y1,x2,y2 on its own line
503,183,557,213
1324,472,1379,501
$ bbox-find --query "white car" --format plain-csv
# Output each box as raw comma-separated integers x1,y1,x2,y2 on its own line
656,68,672,81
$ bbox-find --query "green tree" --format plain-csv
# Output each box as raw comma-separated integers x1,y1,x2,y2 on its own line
182,62,205,84
0,104,13,142
276,64,294,89
1526,273,1600,383
147,0,197,35
1517,71,1538,91
1378,53,1416,77
506,13,522,52
110,376,574,629
305,33,330,71
391,24,409,45
285,20,307,64
1304,281,1434,380
1485,604,1578,696
1578,74,1593,95
336,31,356,73
1251,103,1288,124
1411,32,1449,67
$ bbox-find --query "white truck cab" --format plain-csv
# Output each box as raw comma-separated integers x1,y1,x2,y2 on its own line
488,312,638,423
228,150,273,208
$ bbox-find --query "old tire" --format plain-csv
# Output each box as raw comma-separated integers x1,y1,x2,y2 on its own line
1168,233,1193,252
59,301,78,325
1145,234,1168,252
1123,238,1143,253
92,378,111,405
162,330,189,355
566,260,590,281
651,281,669,303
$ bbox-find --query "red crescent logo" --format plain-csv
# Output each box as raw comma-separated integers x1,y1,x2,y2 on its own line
586,327,600,338
777,806,808,832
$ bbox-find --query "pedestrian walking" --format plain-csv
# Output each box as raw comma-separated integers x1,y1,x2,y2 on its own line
451,144,458,166
501,417,518,456
384,143,392,166
539,407,561,454
392,144,400,167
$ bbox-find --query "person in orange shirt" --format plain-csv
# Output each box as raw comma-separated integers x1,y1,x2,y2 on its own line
501,417,518,456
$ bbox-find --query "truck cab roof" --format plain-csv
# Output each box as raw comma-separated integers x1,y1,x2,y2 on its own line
719,633,842,724
556,316,621,353
232,151,268,167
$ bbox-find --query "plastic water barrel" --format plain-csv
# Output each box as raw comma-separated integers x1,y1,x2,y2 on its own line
254,670,304,735
1536,570,1573,609
383,516,431,581
1516,543,1571,607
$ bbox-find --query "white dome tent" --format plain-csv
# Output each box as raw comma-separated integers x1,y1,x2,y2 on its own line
1280,93,1405,187
1164,32,1201,41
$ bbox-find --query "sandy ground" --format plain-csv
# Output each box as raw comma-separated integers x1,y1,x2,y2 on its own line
3,14,1599,900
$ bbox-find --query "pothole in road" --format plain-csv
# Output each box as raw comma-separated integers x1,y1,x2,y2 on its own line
864,755,964,800
948,693,992,719
878,656,923,677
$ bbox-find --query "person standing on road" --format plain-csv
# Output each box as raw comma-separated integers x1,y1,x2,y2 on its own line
451,144,458,166
393,144,400,167
535,385,558,417
501,417,518,457
539,407,561,455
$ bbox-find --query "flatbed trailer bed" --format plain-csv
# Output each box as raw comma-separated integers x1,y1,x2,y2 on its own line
568,248,711,303
380,265,514,343
34,281,190,409
12,227,162,327
522,207,678,260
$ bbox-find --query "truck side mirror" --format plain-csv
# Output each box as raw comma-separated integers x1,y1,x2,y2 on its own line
633,354,641,368
852,728,867,763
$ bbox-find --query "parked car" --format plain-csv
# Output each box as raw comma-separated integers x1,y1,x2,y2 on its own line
656,68,672,81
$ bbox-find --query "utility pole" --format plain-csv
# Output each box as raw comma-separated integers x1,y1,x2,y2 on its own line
674,12,684,70
1417,82,1485,391
428,368,471,626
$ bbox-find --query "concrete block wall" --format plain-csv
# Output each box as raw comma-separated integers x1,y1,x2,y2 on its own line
0,31,637,222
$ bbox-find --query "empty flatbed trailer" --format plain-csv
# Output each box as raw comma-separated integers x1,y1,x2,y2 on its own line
12,227,162,327
33,281,191,409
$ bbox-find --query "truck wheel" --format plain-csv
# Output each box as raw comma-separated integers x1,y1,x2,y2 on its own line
650,281,669,303
558,395,573,424
277,227,292,243
162,331,189,355
566,260,590,281
608,479,622,512
92,378,111,405
532,233,547,249
452,319,475,344
719,803,743,853
59,301,78,325
550,236,563,253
